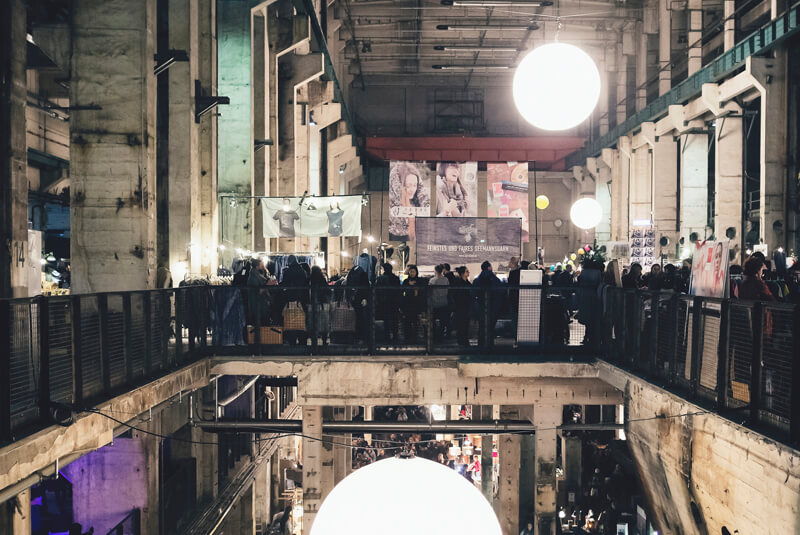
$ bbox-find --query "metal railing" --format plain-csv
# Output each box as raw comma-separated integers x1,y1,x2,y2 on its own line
2,283,797,447
105,508,141,535
599,287,800,445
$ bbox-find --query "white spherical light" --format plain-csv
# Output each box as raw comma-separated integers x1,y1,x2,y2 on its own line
570,198,603,229
310,457,501,535
513,43,601,131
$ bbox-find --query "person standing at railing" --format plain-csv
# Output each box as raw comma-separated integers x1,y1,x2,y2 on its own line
401,265,427,343
473,261,504,346
429,264,451,341
309,265,331,346
247,258,272,326
739,257,775,301
280,255,309,345
452,266,473,346
376,263,401,343
621,263,644,289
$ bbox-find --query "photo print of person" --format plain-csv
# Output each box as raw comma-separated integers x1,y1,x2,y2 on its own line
487,162,529,242
388,161,431,242
261,195,363,238
327,200,344,237
435,162,478,217
689,241,730,298
273,197,300,238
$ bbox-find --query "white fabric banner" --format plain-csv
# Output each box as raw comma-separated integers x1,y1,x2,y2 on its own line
261,196,362,238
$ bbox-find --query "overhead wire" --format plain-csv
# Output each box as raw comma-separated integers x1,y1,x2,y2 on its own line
85,406,714,451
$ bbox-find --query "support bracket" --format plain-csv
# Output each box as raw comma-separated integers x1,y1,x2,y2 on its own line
195,80,229,123
153,49,189,76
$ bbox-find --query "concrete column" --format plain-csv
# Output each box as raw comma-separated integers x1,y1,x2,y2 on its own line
724,0,735,51
218,0,255,254
658,0,671,95
302,406,323,535
534,405,560,535
334,407,352,485
70,0,157,293
253,11,269,253
587,158,612,244
616,43,628,126
363,405,373,445
652,137,680,252
633,124,679,252
597,56,610,136
754,54,788,250
635,22,648,112
198,0,218,273
496,433,521,535
606,140,631,242
629,146,651,226
0,0,28,298
12,489,31,535
168,0,202,279
715,107,744,262
681,129,709,242
254,459,271,534
477,405,495,504
687,0,703,76
562,435,582,510
320,407,335,500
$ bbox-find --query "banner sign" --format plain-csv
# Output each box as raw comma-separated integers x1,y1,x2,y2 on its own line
388,161,432,242
435,162,478,217
487,162,529,243
689,240,730,298
415,217,522,267
261,195,362,238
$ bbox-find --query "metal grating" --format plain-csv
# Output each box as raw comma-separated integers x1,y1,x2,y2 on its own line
727,303,754,407
129,294,146,380
761,305,795,418
106,295,125,388
656,296,675,376
699,309,720,391
151,295,164,371
676,298,692,383
9,301,40,431
47,298,73,405
79,296,103,400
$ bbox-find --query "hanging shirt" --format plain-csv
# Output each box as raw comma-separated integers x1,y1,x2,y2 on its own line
327,209,344,236
273,210,299,237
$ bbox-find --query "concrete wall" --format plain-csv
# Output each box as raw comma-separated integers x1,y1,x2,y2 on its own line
597,361,800,535
63,438,149,535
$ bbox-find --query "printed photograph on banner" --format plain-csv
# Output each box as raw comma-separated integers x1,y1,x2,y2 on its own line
415,217,522,269
435,162,478,217
260,195,363,238
487,162,529,242
689,241,730,298
388,161,431,242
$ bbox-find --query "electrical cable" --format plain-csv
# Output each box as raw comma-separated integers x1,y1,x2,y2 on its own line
85,406,714,451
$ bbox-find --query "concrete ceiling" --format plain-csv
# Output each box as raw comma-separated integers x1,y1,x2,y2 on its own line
332,0,642,85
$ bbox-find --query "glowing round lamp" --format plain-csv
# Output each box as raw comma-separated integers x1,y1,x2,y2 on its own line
535,195,550,210
570,198,603,229
310,456,501,535
512,43,601,131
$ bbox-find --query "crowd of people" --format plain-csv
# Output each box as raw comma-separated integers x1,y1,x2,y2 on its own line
350,406,486,488
229,248,800,347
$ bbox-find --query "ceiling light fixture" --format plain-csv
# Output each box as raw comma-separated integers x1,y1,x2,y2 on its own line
437,23,538,31
442,0,553,6
434,45,520,52
433,65,511,71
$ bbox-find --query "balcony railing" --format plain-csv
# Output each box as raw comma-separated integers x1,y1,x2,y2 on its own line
1,284,797,446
